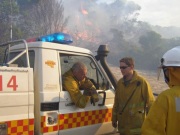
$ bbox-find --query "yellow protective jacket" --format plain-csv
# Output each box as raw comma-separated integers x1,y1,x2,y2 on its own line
112,71,155,135
62,69,97,108
141,67,180,135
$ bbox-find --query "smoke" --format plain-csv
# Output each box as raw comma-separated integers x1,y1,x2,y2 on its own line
62,0,144,67
62,0,141,41
60,0,179,71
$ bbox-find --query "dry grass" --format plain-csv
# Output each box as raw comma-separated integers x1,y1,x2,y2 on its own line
110,66,168,94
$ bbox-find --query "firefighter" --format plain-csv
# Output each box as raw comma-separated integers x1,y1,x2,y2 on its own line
62,62,99,108
112,57,155,135
141,46,180,135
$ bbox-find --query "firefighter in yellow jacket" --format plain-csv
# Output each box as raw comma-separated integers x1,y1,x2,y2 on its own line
112,57,155,135
141,46,180,135
62,62,99,108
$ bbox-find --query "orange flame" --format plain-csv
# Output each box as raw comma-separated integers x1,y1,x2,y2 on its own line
81,2,88,15
81,9,88,15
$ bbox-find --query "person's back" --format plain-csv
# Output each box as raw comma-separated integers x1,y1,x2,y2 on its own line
142,86,180,135
141,46,180,135
161,86,180,134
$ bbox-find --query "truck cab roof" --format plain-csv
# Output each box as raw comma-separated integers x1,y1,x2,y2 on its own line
11,41,93,55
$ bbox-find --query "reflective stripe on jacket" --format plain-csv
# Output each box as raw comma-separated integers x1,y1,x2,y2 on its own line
112,71,155,135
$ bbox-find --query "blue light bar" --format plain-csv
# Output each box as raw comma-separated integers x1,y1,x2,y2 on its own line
37,33,73,44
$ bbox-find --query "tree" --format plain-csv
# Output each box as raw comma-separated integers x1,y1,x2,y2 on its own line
23,0,68,37
0,0,19,43
17,0,39,10
138,31,162,70
139,31,162,51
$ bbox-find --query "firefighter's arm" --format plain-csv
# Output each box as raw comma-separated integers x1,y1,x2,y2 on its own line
142,79,155,112
81,77,99,103
63,77,90,108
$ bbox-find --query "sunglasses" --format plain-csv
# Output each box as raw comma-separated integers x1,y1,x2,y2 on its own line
119,66,129,69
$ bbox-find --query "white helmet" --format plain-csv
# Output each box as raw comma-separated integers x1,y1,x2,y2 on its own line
161,46,180,67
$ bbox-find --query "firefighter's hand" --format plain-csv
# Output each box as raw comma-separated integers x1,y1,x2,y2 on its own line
83,89,99,102
91,90,99,102
90,96,95,106
83,89,92,96
82,77,94,90
112,121,117,128
83,89,99,106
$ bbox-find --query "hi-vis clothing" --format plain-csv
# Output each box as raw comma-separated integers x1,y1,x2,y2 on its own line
141,67,180,135
62,69,98,108
112,71,155,135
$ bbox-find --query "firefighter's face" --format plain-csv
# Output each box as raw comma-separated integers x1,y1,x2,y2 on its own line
119,62,133,77
162,67,169,84
74,68,87,81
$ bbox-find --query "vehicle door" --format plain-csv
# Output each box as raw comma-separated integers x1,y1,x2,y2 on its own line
58,52,115,135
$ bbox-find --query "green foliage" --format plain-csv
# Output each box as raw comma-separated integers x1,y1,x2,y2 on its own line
137,31,163,70
0,0,20,43
21,0,68,38
0,0,67,42
0,0,19,23
139,31,162,50
16,0,39,10
106,28,180,71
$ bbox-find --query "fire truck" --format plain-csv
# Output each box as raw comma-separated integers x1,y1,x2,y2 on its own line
0,33,118,135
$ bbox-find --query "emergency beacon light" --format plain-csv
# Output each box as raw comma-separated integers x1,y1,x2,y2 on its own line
27,32,73,44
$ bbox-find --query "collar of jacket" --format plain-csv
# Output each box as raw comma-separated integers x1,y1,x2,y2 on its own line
122,70,138,85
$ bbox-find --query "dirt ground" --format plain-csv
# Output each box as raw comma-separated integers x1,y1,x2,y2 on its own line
110,66,169,94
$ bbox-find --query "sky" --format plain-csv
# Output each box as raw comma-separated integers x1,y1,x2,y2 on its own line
97,0,180,27
63,0,180,28
127,0,180,27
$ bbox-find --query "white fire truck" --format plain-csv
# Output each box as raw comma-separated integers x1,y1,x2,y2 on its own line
0,33,118,135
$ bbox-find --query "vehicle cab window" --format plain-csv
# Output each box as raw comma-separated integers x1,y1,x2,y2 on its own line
60,53,110,91
6,51,35,68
